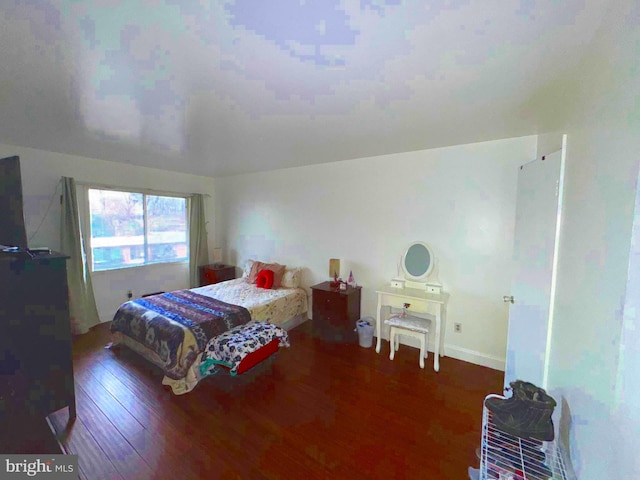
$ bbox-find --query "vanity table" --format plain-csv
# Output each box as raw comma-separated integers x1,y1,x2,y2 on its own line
376,285,448,371
378,240,448,372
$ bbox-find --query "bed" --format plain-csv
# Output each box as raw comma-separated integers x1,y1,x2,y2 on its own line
109,262,308,394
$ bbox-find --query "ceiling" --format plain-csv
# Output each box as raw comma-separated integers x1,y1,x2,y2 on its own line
0,1,610,177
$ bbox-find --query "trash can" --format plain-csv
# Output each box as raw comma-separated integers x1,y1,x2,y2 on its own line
355,317,375,348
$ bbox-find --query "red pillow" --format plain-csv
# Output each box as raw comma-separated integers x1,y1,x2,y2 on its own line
256,269,274,289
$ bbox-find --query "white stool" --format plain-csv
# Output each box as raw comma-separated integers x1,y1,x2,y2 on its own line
384,313,434,369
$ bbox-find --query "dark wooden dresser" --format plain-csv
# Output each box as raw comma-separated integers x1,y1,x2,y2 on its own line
311,281,362,342
0,252,75,453
199,263,236,286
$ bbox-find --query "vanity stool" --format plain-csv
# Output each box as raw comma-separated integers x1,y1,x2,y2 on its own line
385,312,434,369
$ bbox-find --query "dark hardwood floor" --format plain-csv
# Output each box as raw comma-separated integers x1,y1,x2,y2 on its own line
50,321,503,479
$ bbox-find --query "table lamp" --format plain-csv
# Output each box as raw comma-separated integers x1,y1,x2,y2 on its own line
213,248,223,267
329,258,341,286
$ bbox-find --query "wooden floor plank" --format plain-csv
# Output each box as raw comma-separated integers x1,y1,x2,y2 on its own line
49,409,123,480
74,368,145,440
82,349,239,479
51,321,502,479
73,383,154,480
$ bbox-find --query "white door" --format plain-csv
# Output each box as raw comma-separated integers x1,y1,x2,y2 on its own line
504,148,564,389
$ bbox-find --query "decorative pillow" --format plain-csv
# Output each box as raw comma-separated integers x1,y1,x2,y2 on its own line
242,259,256,280
261,263,286,288
247,261,266,283
281,267,301,288
256,269,274,289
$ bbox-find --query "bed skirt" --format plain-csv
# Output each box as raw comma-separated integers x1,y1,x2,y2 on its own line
110,313,309,395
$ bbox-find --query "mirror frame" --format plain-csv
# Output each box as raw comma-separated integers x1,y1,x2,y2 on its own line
401,241,434,281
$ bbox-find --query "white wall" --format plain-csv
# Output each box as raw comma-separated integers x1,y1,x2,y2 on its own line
526,0,640,477
0,144,217,322
214,136,536,369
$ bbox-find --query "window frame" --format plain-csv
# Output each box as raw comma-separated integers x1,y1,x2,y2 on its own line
84,185,190,273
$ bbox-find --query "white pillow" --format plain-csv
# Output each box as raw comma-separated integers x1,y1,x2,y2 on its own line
281,267,301,288
242,259,256,279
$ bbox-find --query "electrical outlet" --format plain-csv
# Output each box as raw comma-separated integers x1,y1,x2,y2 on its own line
454,322,462,333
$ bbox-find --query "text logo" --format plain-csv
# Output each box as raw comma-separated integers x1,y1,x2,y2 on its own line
0,455,78,479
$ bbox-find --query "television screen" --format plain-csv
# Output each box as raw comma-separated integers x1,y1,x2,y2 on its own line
0,156,29,250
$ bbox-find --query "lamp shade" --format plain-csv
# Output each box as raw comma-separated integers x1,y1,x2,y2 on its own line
329,258,340,278
213,248,223,264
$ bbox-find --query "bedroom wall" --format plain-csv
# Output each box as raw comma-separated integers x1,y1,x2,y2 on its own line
523,0,640,476
213,136,537,369
0,144,217,323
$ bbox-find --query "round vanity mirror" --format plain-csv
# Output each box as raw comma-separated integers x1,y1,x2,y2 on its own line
401,241,434,281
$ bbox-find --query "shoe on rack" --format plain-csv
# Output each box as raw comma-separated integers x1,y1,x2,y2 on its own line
476,444,545,463
521,458,553,480
487,429,544,449
521,442,546,463
486,380,557,442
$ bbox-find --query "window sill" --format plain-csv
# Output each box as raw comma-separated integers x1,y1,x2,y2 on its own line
91,260,189,274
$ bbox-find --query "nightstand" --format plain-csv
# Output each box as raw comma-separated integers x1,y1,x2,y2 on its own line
311,281,362,342
199,264,236,286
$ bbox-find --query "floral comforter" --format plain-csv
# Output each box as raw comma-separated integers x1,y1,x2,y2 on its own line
190,278,308,326
110,290,251,380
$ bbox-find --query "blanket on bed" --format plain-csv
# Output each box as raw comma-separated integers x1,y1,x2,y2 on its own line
111,290,251,379
199,321,290,377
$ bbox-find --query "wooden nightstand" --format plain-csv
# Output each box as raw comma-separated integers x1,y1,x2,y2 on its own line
199,264,236,286
311,281,362,342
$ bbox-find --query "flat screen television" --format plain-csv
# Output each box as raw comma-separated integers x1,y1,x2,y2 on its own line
0,155,29,251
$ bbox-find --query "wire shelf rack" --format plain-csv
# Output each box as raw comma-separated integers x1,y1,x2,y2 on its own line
478,394,569,480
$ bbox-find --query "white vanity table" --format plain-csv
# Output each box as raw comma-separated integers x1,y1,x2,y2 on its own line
377,241,449,372
375,285,448,371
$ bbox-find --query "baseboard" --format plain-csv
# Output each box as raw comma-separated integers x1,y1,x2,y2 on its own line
376,333,505,371
444,345,505,371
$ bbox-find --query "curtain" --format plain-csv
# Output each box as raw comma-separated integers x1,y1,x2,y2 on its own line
60,177,100,335
189,193,210,288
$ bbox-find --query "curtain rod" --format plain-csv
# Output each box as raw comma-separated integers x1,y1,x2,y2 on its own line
73,180,211,198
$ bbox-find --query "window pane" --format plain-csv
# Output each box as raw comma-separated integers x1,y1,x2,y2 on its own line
146,195,188,264
89,189,144,271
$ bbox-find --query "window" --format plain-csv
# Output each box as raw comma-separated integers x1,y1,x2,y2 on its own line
88,188,188,271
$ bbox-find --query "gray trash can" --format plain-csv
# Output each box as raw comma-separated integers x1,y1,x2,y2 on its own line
355,317,375,348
